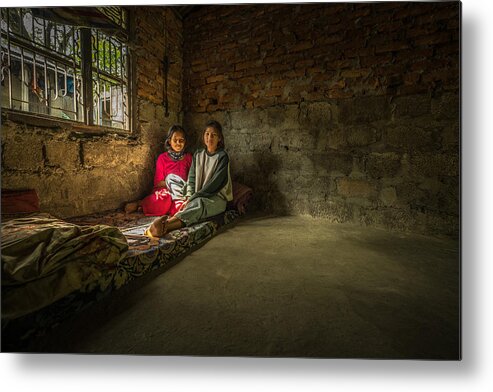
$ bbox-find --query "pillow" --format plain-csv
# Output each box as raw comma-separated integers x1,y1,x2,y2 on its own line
1,189,40,214
229,182,253,215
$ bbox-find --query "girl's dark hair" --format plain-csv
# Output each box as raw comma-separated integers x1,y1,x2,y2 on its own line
165,124,187,150
202,120,225,149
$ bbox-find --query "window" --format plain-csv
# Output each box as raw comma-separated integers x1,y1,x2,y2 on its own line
1,7,131,130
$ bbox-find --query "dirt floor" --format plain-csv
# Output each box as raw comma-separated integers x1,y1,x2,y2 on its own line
30,215,460,359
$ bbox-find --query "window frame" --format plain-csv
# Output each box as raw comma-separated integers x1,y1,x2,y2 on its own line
0,7,135,134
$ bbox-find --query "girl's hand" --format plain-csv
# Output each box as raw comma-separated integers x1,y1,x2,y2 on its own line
156,180,167,189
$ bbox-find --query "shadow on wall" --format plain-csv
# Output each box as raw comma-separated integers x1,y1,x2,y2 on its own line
231,151,288,216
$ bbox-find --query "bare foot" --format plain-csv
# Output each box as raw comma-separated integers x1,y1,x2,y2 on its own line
147,215,169,237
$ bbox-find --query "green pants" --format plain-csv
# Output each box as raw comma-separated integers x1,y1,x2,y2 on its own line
174,195,227,225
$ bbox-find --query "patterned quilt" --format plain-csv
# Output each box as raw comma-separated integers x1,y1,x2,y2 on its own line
1,209,239,348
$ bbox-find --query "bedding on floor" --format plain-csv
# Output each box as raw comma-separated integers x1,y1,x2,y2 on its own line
2,213,128,320
1,208,240,348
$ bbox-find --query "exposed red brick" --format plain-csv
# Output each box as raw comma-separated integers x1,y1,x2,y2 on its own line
352,5,371,17
376,21,405,34
341,69,371,78
235,60,261,71
393,48,434,62
398,85,430,95
406,24,440,39
206,75,225,84
327,89,353,99
306,66,324,75
327,59,354,70
264,88,283,97
329,79,346,89
182,2,458,112
290,40,314,52
268,63,293,73
325,23,346,35
414,32,453,47
410,59,448,72
317,33,345,46
272,79,288,88
373,64,406,77
361,11,393,25
393,4,434,20
284,69,306,78
375,41,410,54
344,46,374,58
263,56,279,65
295,59,315,69
243,66,266,77
421,68,459,84
238,76,256,85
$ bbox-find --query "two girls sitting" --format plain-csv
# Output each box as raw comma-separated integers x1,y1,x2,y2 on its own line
141,120,233,238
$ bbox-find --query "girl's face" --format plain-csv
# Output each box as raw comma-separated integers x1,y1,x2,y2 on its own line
204,126,221,153
169,131,186,153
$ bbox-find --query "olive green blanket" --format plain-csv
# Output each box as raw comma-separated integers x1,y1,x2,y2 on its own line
1,214,128,319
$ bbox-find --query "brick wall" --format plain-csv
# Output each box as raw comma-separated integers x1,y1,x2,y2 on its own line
1,3,460,235
183,2,460,235
1,7,183,217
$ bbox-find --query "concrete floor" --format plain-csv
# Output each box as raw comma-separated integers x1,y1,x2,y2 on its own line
35,215,460,359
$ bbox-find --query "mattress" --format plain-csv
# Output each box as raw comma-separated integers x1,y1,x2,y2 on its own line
1,209,239,348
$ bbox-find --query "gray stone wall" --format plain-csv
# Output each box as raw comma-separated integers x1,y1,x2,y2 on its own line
185,92,459,235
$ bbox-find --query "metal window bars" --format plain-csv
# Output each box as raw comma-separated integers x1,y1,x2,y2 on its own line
1,8,83,121
96,7,127,29
1,7,130,130
91,29,128,129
